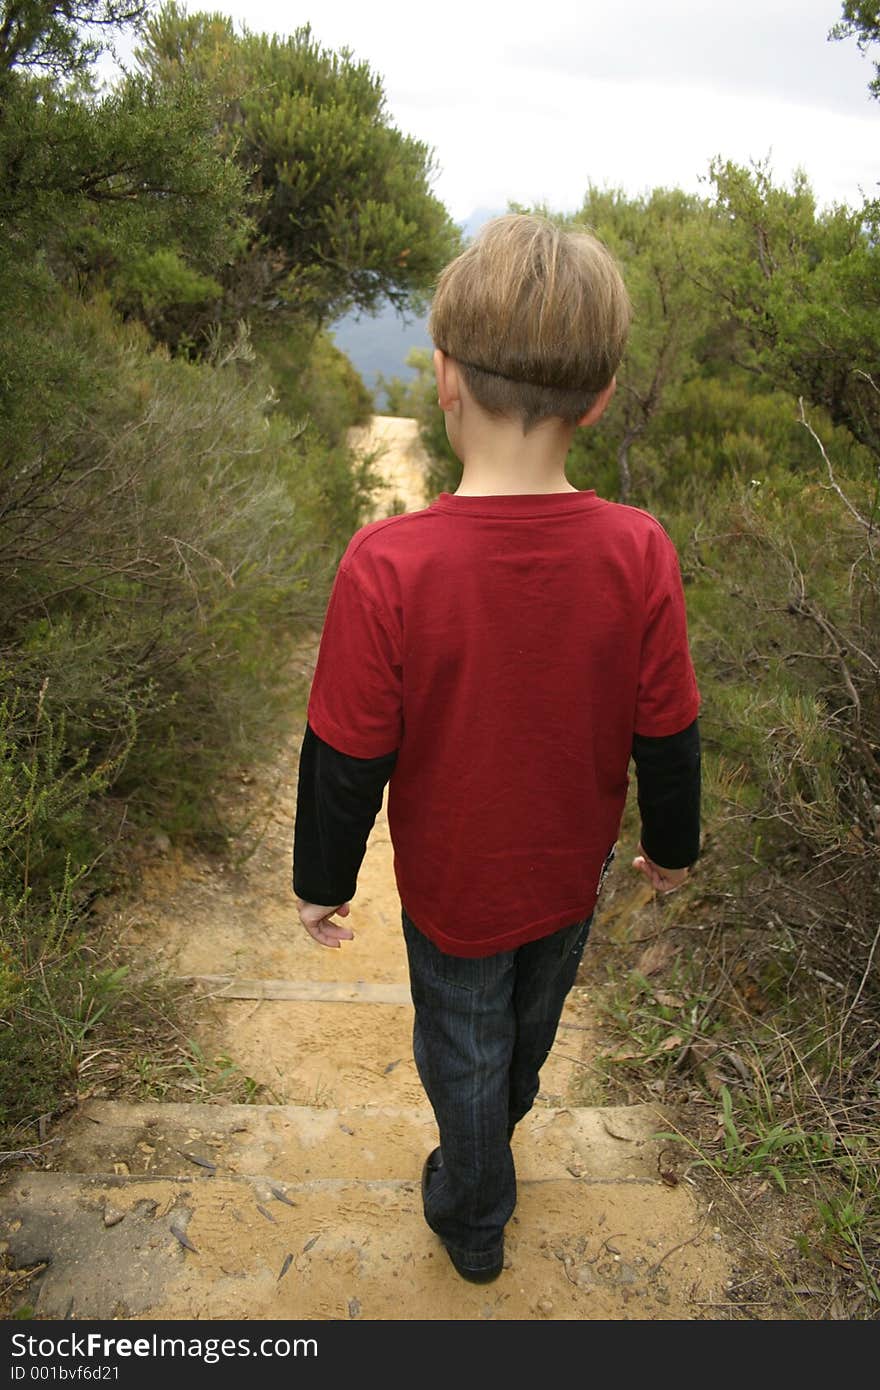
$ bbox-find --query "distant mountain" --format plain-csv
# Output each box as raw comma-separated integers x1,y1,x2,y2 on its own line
330,302,431,400
329,207,504,405
460,206,504,239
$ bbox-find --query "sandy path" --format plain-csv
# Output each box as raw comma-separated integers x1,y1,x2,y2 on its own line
348,414,432,519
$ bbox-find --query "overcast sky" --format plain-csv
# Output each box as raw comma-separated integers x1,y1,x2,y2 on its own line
105,1,878,223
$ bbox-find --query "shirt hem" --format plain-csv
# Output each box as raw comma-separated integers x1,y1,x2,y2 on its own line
400,899,599,958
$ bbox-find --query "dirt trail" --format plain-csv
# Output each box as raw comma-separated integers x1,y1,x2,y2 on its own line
0,418,735,1321
349,414,432,519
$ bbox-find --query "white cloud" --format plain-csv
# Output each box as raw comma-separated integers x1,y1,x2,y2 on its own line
103,0,878,219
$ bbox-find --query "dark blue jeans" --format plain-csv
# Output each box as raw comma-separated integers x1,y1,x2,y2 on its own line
402,908,592,1269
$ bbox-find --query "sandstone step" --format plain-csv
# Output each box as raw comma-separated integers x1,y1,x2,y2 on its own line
0,1167,729,1321
180,977,413,1004
189,990,593,1110
43,1101,671,1184
187,974,597,1110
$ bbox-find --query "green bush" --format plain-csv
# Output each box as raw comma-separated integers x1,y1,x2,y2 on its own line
0,688,130,1130
0,286,380,1137
1,292,373,831
255,322,374,445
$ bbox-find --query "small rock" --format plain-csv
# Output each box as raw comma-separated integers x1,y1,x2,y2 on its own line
566,1162,587,1178
536,1297,554,1315
348,1298,361,1319
103,1204,126,1228
574,1266,593,1289
113,1162,130,1176
152,831,171,855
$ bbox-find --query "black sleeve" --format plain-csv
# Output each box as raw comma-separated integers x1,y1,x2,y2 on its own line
631,718,701,870
292,722,398,905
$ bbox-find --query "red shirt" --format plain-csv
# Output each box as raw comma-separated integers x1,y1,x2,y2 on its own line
307,490,700,956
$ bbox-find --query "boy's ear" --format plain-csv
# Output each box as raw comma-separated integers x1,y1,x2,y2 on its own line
433,348,461,412
575,377,616,429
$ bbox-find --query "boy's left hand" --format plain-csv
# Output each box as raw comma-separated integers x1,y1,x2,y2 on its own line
296,898,354,948
631,845,689,894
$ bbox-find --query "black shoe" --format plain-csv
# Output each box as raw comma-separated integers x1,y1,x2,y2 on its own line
420,1148,504,1284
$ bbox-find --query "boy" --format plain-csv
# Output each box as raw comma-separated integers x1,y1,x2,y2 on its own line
293,214,700,1284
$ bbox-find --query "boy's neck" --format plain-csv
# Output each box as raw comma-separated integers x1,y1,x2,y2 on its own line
453,412,578,497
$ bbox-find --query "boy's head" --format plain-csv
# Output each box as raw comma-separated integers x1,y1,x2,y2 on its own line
429,213,630,434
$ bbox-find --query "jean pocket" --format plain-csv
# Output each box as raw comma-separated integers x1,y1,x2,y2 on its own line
402,907,503,991
429,947,508,991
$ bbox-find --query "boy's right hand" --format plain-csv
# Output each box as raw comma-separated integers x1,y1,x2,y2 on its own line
296,898,355,948
632,844,689,894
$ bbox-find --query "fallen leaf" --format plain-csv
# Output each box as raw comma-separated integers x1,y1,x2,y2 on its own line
256,1204,276,1224
653,990,686,1009
270,1185,296,1207
170,1223,198,1253
701,1065,725,1096
722,1049,753,1083
278,1253,293,1281
178,1150,217,1173
635,940,674,977
656,1034,684,1053
303,1234,319,1253
601,1122,636,1142
384,1059,402,1075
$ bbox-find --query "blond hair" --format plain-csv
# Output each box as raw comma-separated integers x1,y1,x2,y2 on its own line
429,213,631,431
